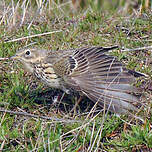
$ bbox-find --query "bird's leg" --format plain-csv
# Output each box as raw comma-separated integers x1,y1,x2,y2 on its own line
61,86,70,94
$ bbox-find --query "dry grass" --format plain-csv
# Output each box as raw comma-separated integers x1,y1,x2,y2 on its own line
0,0,152,151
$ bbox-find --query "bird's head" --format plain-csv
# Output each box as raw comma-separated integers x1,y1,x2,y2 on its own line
11,48,47,72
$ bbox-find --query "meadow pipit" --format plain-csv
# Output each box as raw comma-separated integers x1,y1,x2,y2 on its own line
11,46,145,114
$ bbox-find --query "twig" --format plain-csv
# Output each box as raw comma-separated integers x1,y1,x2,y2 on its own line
0,58,9,61
0,108,79,123
121,46,152,52
0,140,5,151
4,30,62,43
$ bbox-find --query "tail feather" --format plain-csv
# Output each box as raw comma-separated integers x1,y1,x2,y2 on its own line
83,90,138,113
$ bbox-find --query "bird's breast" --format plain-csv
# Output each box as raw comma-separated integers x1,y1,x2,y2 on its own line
34,63,62,89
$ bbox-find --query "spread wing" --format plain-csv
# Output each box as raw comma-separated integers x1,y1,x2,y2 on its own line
61,46,144,114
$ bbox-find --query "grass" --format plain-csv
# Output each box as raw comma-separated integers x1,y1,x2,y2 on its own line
0,0,152,151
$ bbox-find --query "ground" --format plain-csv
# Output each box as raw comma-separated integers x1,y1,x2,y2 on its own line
0,1,152,151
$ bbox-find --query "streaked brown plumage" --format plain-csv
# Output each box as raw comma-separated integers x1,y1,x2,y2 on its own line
11,46,145,114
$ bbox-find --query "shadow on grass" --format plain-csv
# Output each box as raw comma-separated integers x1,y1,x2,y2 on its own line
28,87,97,114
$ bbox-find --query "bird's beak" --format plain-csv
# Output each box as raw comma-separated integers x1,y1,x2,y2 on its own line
10,55,20,60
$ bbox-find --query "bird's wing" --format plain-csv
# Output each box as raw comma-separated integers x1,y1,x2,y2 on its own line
62,46,144,114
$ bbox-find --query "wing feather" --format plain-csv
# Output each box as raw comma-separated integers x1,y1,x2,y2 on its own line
62,46,144,114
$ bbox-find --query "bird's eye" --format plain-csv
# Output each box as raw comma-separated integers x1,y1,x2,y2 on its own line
25,50,31,56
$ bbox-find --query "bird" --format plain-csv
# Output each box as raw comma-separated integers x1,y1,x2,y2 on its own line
10,46,146,114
